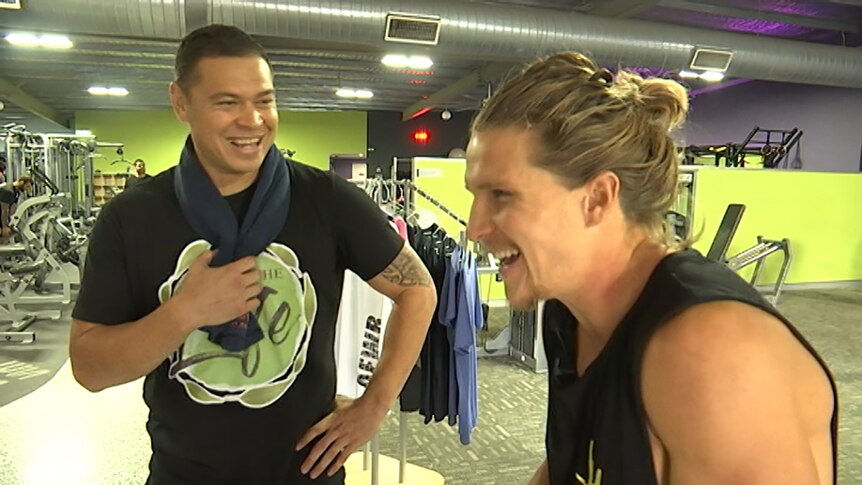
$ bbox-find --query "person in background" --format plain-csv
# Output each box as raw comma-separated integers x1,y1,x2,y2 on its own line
0,155,7,186
0,175,32,240
124,158,153,190
465,52,836,485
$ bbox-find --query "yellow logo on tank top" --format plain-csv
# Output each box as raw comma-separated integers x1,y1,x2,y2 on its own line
576,440,603,485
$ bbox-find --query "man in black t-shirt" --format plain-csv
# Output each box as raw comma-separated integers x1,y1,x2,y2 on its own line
0,175,32,240
124,158,153,190
70,25,437,485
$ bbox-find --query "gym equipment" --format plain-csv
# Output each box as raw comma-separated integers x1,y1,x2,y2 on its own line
726,237,792,305
667,168,697,240
685,126,803,169
508,301,548,373
0,193,73,344
705,204,746,262
0,123,108,344
2,123,124,217
706,203,792,304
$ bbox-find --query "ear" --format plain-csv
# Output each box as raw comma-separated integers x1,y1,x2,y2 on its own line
169,82,189,123
582,171,620,227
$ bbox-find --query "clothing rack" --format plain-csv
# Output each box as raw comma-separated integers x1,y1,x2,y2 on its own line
346,176,443,485
400,180,467,227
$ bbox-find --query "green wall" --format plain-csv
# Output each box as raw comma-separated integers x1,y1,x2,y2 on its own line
415,160,862,305
75,111,188,174
74,110,367,174
279,111,367,170
413,158,507,301
691,168,862,284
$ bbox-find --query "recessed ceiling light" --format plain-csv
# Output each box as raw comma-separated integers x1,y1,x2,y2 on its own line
336,88,374,99
382,54,408,67
382,54,433,70
4,33,73,49
678,70,700,79
699,71,726,82
88,86,129,96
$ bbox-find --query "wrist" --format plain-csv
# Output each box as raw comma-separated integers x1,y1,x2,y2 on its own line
163,294,199,333
359,387,394,417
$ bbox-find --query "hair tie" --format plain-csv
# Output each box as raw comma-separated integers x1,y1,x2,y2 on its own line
588,68,614,87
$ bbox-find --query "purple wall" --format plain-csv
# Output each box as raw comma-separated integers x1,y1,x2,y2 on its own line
684,80,862,173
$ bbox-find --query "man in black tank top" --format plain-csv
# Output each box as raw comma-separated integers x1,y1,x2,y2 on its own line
465,53,837,485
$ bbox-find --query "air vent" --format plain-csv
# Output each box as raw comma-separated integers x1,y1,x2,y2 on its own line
385,12,441,46
690,48,733,72
0,0,22,10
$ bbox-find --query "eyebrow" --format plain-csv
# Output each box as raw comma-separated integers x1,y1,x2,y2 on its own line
465,180,502,192
208,89,276,100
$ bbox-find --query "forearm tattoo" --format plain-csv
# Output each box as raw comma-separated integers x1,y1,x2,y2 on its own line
381,247,433,287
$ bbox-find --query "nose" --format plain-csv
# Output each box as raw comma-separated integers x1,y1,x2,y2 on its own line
467,197,493,243
237,102,264,128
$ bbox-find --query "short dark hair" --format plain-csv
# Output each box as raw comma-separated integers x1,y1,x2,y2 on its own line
134,158,145,164
174,24,272,90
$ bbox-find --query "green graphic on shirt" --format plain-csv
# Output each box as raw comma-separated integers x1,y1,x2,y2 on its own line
158,240,317,408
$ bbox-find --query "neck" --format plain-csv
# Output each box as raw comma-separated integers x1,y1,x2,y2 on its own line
558,231,670,346
189,141,261,196
204,166,258,196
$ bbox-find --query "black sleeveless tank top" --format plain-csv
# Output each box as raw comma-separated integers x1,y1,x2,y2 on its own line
542,249,838,484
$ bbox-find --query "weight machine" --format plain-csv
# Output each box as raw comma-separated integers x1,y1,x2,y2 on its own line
0,193,72,344
685,126,803,169
705,204,792,305
2,123,124,218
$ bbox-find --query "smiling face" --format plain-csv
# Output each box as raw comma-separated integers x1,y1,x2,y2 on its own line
466,127,597,309
170,55,277,192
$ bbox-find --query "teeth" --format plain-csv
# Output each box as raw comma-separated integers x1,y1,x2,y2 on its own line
493,249,520,262
230,138,260,146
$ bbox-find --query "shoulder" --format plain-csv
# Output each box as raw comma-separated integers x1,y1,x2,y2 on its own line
642,301,796,395
102,168,176,217
288,159,371,205
640,301,832,481
288,158,333,185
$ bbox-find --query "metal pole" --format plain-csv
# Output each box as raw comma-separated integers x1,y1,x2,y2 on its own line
399,412,407,483
371,434,380,485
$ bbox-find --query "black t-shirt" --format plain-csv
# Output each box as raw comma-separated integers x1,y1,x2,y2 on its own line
73,160,404,484
542,249,838,485
0,187,18,205
125,174,153,190
409,225,456,423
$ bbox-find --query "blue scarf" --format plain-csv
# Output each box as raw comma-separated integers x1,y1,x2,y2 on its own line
174,136,291,351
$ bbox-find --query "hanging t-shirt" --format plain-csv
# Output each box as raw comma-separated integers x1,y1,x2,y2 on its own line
334,270,392,399
391,216,408,241
411,225,455,423
440,246,483,445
